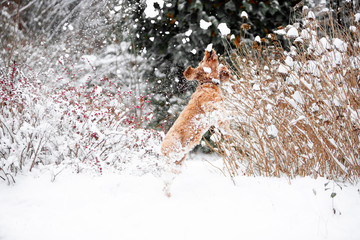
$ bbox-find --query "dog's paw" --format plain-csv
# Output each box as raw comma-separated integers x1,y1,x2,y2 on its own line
163,183,172,198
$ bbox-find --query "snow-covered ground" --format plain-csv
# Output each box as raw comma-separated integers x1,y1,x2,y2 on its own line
1,155,360,240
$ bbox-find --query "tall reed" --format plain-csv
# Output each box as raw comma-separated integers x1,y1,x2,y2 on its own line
215,8,360,182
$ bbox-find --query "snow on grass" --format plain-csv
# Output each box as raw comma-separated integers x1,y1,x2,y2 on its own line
274,29,286,36
278,64,289,74
286,27,299,39
0,156,360,240
355,13,360,23
267,124,278,138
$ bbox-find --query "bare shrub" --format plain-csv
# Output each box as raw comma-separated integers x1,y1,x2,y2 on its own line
214,8,360,182
0,62,162,182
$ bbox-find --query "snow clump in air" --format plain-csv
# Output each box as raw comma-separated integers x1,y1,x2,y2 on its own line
206,43,213,52
185,29,192,36
144,0,164,18
241,11,248,19
200,19,212,30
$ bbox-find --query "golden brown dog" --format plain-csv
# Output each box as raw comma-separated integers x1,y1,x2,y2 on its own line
161,49,230,165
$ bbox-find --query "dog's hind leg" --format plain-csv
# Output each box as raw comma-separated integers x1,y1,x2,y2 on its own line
162,160,183,197
162,152,187,197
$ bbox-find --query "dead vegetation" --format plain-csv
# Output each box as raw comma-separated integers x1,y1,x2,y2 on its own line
212,8,360,182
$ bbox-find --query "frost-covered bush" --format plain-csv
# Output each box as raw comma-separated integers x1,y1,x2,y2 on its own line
215,6,360,181
0,0,150,109
0,63,163,184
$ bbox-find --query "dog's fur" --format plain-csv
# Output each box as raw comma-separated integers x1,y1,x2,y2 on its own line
161,49,230,165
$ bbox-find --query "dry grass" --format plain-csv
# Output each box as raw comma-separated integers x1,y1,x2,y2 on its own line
214,9,360,182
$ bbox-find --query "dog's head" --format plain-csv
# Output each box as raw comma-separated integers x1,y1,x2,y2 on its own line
183,49,230,84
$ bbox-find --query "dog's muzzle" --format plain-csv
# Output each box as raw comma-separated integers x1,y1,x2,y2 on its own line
201,78,220,85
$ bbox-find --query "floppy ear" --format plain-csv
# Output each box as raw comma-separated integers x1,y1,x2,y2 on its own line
219,65,230,82
183,66,197,81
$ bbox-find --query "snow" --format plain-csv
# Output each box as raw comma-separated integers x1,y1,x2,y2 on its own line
294,37,303,44
200,19,212,30
203,67,211,73
287,27,299,39
1,157,360,240
267,124,278,138
144,0,164,18
114,5,121,12
211,78,220,85
185,29,192,36
301,29,310,40
349,26,357,33
333,38,348,52
253,83,260,90
302,6,309,14
307,11,316,20
319,37,331,50
2,3,360,240
355,13,360,23
205,43,213,52
278,64,289,74
241,11,248,19
285,56,294,68
292,91,305,105
218,23,230,35
274,29,286,36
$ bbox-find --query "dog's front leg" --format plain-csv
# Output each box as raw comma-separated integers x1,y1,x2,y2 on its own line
218,119,231,136
216,118,236,146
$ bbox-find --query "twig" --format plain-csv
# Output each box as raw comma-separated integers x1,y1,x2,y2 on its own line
29,136,43,172
0,168,16,185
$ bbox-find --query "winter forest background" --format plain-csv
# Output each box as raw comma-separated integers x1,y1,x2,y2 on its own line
1,1,360,239
2,0,360,181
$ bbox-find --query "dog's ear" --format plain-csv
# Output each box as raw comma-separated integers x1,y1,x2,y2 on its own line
219,65,230,82
209,49,217,61
204,49,217,62
184,66,197,81
204,49,212,61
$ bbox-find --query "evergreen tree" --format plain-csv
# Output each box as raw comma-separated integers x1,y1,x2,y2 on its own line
130,0,301,129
